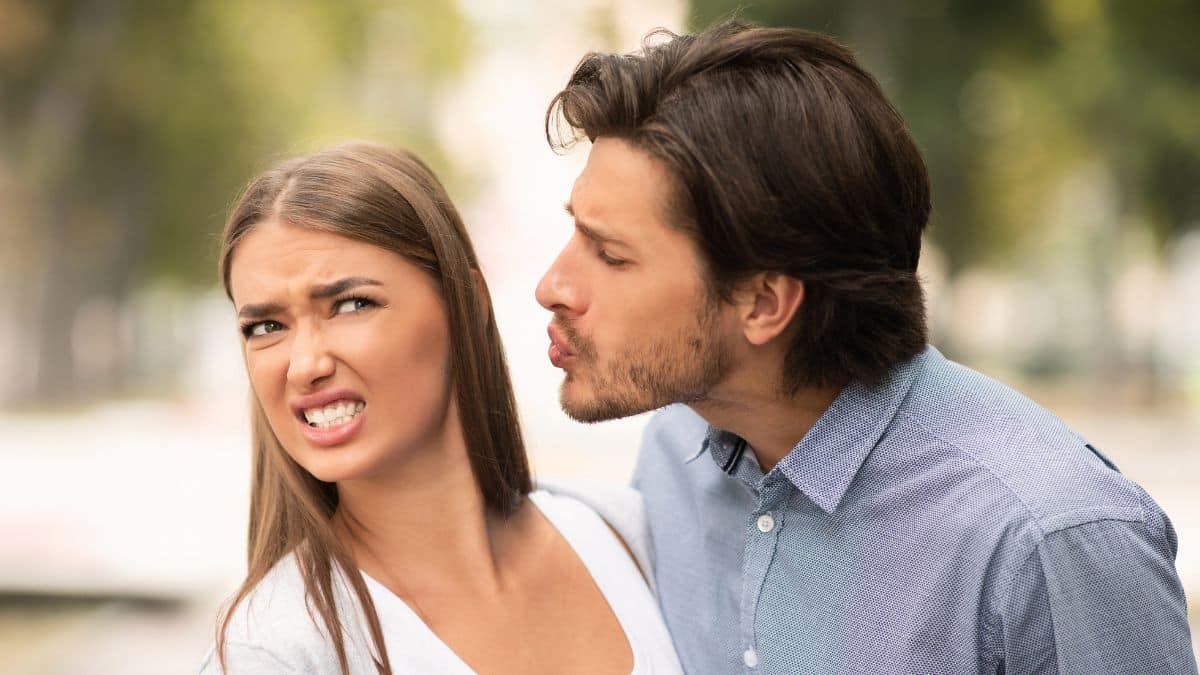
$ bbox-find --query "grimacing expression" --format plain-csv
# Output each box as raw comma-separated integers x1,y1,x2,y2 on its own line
535,136,733,422
228,221,454,483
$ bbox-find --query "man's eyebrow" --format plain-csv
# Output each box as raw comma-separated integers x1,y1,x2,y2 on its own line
563,202,626,246
236,277,382,319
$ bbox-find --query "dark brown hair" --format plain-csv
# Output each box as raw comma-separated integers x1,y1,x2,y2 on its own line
215,142,532,674
548,21,931,390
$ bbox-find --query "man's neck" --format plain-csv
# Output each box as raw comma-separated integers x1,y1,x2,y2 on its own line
690,379,843,473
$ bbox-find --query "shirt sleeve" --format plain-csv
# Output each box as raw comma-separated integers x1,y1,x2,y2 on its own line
999,517,1197,674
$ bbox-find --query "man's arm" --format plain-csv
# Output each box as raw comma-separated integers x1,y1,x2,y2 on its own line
1000,515,1196,673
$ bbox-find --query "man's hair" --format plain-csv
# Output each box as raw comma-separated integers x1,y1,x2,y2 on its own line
547,21,931,390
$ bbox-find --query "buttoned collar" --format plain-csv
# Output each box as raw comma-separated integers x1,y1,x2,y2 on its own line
700,346,935,513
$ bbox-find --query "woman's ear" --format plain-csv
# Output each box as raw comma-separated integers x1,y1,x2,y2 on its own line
737,272,804,346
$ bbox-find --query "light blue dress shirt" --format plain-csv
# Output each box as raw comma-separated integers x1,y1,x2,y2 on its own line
633,346,1196,674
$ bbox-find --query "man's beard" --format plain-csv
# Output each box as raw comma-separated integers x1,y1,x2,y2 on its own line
555,298,730,423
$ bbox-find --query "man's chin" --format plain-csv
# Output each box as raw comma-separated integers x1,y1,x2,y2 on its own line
559,384,660,423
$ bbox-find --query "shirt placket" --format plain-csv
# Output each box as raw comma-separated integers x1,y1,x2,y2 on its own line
738,474,789,672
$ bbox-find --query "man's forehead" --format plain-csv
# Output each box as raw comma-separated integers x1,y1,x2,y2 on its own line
568,140,682,241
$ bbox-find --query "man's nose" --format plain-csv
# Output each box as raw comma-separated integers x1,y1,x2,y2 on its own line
536,245,583,315
286,323,335,389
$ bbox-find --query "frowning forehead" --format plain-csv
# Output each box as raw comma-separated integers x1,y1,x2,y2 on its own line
568,137,690,251
227,221,397,309
564,201,624,246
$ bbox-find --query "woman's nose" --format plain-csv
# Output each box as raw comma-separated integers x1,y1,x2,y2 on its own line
286,324,335,389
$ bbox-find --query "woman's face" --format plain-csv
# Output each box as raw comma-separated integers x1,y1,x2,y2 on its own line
228,220,453,483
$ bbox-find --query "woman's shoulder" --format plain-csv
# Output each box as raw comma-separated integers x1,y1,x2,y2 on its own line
531,480,655,591
529,483,683,672
200,554,362,674
220,554,321,642
534,479,644,513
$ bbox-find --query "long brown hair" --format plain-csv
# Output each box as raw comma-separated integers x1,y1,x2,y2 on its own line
214,142,532,674
548,21,931,390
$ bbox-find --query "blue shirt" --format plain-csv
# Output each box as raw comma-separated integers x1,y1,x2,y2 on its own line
633,346,1195,674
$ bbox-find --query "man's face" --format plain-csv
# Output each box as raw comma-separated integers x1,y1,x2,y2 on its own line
536,136,734,422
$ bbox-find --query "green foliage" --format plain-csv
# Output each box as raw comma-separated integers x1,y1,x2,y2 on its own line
1,0,471,286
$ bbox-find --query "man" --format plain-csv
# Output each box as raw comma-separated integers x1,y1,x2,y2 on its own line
535,21,1196,674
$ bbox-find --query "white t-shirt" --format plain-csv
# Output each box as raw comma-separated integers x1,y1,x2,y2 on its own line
200,490,682,674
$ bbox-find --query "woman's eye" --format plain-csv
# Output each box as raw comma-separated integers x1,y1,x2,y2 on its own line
242,320,284,338
334,297,375,315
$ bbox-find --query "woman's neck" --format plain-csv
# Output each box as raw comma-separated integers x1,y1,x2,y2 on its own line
331,410,512,600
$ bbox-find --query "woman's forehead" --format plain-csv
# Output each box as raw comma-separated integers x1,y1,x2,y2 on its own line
228,221,406,301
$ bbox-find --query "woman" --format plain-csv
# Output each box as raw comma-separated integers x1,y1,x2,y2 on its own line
200,143,681,674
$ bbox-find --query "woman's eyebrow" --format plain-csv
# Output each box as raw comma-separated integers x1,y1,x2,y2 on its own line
309,276,383,300
237,302,284,320
237,278,382,319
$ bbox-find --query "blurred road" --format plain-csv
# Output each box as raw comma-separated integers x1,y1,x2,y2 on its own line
1,394,1196,673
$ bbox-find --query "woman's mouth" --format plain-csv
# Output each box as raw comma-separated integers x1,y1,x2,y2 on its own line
293,395,368,447
301,399,366,429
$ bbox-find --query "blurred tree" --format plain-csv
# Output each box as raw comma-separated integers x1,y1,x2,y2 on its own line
0,0,469,404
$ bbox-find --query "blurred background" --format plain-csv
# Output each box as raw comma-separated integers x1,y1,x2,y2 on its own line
1,0,1197,671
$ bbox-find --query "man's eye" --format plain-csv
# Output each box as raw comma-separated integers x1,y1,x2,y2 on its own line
334,297,376,315
598,249,627,267
242,320,284,338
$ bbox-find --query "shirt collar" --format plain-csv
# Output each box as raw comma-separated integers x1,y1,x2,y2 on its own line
701,345,935,513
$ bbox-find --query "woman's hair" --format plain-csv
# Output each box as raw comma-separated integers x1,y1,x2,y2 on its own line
547,21,931,390
214,142,532,674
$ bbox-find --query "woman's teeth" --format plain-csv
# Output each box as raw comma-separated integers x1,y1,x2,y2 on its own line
303,400,365,429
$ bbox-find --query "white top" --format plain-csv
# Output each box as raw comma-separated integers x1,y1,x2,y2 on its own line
200,489,682,674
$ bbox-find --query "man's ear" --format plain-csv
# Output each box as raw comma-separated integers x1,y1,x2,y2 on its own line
469,268,491,321
737,272,804,346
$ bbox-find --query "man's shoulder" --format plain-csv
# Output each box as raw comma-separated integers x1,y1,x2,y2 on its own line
899,353,1151,532
633,404,730,505
640,404,709,461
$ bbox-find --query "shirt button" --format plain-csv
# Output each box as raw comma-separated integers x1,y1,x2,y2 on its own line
743,647,759,668
756,513,775,533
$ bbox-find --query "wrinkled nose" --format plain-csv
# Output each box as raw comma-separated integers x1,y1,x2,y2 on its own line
286,324,335,389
